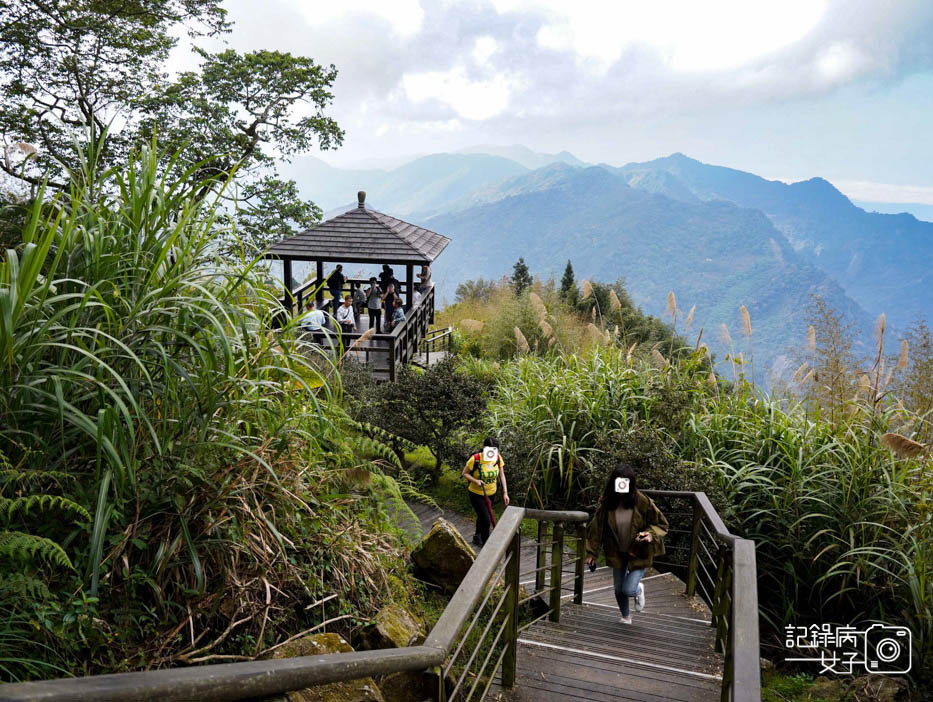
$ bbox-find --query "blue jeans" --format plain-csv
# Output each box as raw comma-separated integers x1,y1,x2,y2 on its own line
613,562,645,617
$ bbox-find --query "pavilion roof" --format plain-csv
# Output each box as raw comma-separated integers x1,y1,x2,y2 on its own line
264,194,450,265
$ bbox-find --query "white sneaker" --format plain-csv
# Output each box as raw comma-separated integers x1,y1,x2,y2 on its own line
619,616,632,625
635,582,645,612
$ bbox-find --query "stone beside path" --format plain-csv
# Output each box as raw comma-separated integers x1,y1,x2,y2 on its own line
403,500,581,588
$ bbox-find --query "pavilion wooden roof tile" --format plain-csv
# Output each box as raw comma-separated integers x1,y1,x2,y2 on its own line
265,201,450,264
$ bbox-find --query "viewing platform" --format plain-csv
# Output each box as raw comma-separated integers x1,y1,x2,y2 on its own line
263,191,451,380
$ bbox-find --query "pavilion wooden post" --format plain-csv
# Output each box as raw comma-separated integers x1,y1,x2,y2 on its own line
315,260,324,306
283,257,293,313
405,264,414,309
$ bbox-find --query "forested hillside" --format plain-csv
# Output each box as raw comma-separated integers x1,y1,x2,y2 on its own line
426,165,874,384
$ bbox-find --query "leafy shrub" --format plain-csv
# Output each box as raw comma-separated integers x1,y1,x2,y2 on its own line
344,357,491,482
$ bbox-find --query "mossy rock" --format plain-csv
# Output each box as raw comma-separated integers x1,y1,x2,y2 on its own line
270,633,385,702
411,518,475,594
357,604,425,651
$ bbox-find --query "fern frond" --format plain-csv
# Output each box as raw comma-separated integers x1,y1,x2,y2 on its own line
0,531,73,569
394,467,438,509
349,420,417,452
0,494,90,522
0,469,73,490
346,435,403,470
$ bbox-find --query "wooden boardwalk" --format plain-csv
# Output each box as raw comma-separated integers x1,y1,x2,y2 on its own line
405,502,723,701
488,567,721,701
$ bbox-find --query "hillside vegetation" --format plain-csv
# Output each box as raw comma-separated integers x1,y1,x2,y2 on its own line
0,143,418,680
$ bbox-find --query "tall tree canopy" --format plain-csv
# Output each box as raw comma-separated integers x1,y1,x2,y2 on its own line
511,257,532,296
560,259,577,303
0,0,343,252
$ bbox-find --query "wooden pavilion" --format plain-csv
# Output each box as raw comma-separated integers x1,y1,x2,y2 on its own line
263,191,451,380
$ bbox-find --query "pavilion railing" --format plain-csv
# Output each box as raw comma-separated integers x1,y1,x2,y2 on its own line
289,283,435,382
284,276,419,315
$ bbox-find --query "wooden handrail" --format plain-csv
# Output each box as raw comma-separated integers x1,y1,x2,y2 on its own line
642,490,760,702
0,500,756,702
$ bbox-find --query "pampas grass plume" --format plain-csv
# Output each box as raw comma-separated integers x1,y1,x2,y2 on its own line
719,323,733,347
581,279,593,300
585,323,604,346
880,432,926,458
897,339,909,370
740,305,752,337
514,327,530,353
529,292,547,321
807,325,816,352
874,313,886,347
609,289,621,312
652,348,669,369
665,291,676,317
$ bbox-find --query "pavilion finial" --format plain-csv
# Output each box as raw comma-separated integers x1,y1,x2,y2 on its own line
358,191,366,208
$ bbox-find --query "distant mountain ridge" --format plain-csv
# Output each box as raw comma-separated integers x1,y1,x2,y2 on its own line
613,153,932,330
455,144,587,170
423,164,876,384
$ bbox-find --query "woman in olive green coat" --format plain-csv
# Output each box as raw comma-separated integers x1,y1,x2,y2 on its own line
585,464,669,623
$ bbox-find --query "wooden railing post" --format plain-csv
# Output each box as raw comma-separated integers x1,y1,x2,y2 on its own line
549,523,564,622
686,498,703,597
574,523,585,605
502,531,521,689
389,335,396,382
535,521,547,594
712,545,730,653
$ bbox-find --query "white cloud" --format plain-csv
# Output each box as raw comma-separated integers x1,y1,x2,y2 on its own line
402,66,517,120
290,0,424,36
837,180,933,205
494,0,827,72
472,36,498,65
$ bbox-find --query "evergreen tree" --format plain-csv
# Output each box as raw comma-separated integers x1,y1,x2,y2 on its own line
511,258,532,296
560,260,577,303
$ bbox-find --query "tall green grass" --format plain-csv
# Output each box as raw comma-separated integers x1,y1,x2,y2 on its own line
0,139,415,678
474,346,932,678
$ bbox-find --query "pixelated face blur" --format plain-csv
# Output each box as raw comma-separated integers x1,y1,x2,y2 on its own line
482,446,499,462
614,477,630,493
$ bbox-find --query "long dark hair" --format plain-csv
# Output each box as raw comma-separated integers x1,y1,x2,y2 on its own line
602,463,638,510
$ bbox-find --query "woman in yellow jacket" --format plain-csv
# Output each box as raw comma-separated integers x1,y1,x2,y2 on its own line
461,437,510,546
585,463,668,624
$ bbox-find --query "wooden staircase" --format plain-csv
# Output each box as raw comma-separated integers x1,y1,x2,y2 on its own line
488,569,722,701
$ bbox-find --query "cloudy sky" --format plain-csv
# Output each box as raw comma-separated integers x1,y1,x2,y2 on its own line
178,0,933,204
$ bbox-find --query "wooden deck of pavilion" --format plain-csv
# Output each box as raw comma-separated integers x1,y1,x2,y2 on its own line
263,191,451,381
